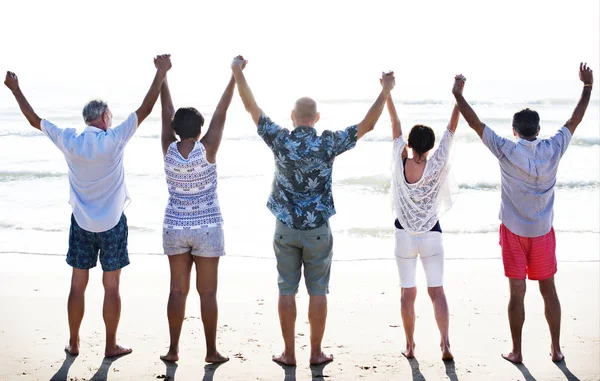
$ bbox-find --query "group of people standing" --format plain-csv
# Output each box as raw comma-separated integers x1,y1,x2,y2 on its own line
3,55,593,368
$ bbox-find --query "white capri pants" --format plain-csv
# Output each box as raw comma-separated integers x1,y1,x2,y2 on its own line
394,229,444,288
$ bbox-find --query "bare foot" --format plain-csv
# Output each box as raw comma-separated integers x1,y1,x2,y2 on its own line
402,344,416,359
105,344,133,358
65,343,79,356
441,344,454,361
206,352,229,364
272,352,296,366
160,351,179,363
501,351,523,364
551,348,564,362
310,352,333,365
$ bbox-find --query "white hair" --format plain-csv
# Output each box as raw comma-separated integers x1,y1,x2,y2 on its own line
82,99,108,124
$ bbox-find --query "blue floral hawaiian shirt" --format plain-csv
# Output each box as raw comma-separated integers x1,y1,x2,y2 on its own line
257,115,359,230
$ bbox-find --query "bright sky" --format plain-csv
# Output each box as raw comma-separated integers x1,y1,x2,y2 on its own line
1,0,598,107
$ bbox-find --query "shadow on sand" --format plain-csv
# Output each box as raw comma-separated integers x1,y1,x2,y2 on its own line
406,357,426,381
202,361,226,381
49,351,78,381
275,361,297,381
310,361,332,381
554,359,580,381
444,359,460,381
88,353,130,381
509,362,537,381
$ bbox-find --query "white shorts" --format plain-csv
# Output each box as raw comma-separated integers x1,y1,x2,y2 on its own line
394,229,444,288
163,226,225,257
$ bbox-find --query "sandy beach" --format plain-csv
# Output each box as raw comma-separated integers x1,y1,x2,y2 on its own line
0,250,598,381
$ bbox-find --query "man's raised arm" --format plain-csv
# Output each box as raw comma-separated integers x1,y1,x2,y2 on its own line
135,54,171,126
565,62,594,135
357,72,395,139
4,72,42,130
231,55,263,126
452,74,485,139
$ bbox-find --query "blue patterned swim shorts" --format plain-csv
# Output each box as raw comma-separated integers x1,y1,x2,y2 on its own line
67,214,130,272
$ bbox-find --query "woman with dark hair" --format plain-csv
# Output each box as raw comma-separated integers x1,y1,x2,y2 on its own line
387,75,465,361
158,57,244,363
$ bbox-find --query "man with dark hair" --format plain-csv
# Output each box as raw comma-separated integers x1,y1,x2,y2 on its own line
231,55,395,366
3,54,172,357
512,108,541,138
452,63,594,364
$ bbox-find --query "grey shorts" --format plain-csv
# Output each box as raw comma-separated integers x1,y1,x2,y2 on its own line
273,219,333,296
163,226,225,257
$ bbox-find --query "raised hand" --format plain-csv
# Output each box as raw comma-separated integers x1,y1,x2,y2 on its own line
452,74,466,95
4,71,19,92
155,54,172,73
231,55,248,70
381,71,395,91
580,62,593,86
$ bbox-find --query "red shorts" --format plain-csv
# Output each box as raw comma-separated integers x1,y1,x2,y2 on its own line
499,224,557,281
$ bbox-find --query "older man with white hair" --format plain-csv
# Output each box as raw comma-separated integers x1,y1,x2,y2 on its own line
3,54,171,357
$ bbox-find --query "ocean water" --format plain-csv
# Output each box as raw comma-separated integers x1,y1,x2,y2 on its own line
1,93,599,262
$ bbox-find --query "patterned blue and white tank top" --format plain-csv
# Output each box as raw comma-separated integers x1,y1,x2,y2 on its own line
163,141,223,229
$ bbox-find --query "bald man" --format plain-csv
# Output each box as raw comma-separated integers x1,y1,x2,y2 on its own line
231,56,395,366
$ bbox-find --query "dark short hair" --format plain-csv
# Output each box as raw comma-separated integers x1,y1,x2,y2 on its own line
172,107,204,139
408,124,435,156
512,108,540,138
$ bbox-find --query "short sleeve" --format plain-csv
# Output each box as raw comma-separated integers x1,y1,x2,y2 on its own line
482,125,510,159
392,135,407,165
257,115,286,150
331,125,358,157
41,120,76,154
430,128,454,166
548,126,572,158
111,112,138,147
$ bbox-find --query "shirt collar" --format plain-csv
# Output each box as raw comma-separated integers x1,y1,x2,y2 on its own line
83,126,105,134
517,137,541,147
293,126,316,133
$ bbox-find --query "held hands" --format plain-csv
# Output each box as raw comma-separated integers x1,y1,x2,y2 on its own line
452,74,466,95
579,62,593,86
4,71,19,92
231,55,248,71
380,71,395,91
154,54,172,73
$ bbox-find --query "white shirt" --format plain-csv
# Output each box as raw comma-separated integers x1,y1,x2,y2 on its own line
391,129,455,234
41,113,138,232
163,141,223,229
482,125,571,237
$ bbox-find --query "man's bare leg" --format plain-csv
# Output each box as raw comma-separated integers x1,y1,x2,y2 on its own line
400,287,417,358
502,278,526,364
308,295,332,365
273,295,297,366
428,286,453,361
160,253,193,362
102,269,131,357
66,268,89,355
194,256,228,364
539,276,564,362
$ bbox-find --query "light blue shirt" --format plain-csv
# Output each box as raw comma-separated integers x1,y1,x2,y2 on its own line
41,113,138,232
482,125,572,237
